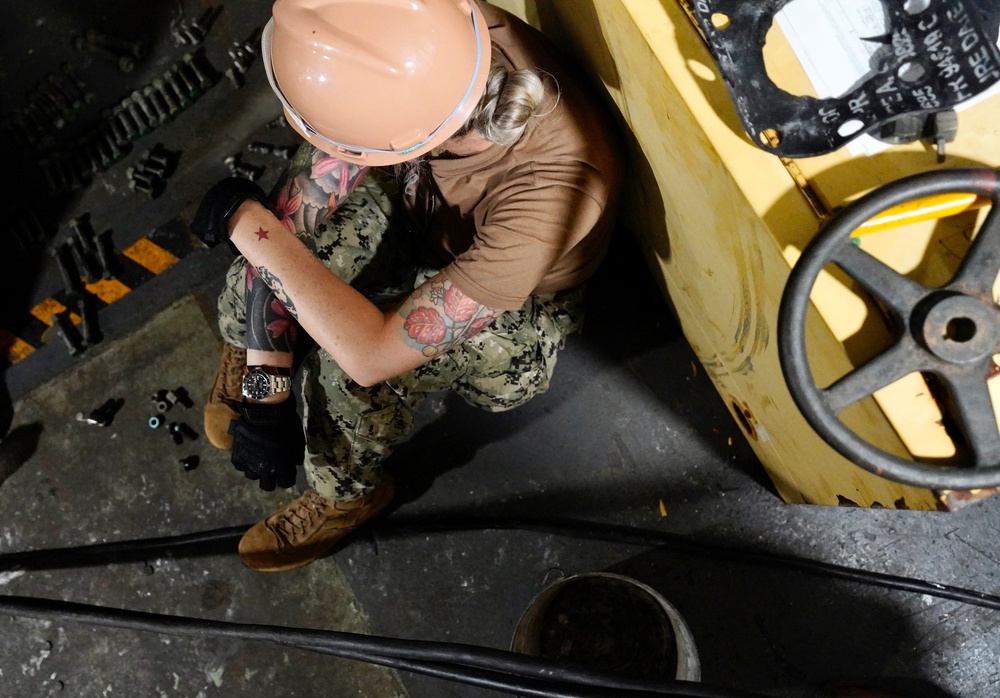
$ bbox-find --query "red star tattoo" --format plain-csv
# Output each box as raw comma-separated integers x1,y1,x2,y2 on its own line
254,227,270,240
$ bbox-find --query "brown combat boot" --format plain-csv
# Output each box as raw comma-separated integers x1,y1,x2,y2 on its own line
238,478,395,572
204,343,246,450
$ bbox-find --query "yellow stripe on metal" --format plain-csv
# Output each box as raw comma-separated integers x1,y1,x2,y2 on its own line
85,278,132,304
0,329,35,364
854,193,987,236
31,298,80,326
122,238,179,274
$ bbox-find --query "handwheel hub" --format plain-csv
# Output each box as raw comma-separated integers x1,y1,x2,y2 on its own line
921,294,1000,364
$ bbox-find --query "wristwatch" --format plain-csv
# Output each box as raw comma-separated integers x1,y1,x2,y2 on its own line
242,365,293,400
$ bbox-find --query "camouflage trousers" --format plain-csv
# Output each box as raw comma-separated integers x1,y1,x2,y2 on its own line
217,173,585,502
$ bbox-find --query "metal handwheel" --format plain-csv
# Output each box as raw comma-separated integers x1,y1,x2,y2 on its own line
778,168,1000,490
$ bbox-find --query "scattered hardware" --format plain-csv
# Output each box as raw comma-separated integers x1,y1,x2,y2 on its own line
28,51,212,197
224,27,262,88
167,422,198,444
68,215,102,283
45,296,103,357
94,229,119,279
148,415,164,429
72,29,147,73
877,109,959,163
51,242,86,298
179,455,200,471
49,311,85,356
264,115,289,129
75,398,124,427
223,153,263,181
76,292,103,346
126,144,179,198
171,6,221,47
247,142,297,159
150,386,194,413
172,387,194,409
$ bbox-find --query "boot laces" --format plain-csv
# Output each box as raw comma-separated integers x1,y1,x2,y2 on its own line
210,343,246,405
271,491,335,544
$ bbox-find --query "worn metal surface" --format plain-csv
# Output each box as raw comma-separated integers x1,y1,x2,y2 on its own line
0,296,406,698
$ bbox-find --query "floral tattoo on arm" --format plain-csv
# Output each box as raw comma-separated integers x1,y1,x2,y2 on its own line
252,266,298,319
246,266,298,353
269,144,369,243
399,279,497,358
243,145,365,352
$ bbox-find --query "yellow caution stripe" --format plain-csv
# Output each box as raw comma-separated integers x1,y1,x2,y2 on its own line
123,238,180,274
30,298,80,327
85,278,132,305
0,329,36,364
5,236,184,366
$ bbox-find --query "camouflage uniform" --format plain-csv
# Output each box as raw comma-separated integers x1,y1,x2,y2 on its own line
217,173,585,502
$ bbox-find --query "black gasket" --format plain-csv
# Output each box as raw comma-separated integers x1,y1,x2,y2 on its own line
688,0,1000,157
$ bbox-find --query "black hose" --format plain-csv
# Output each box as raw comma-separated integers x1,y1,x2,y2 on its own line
1,516,996,612
376,516,1000,612
0,525,246,570
0,595,763,698
0,515,987,697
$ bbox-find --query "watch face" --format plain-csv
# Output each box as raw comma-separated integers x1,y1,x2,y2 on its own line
242,371,273,400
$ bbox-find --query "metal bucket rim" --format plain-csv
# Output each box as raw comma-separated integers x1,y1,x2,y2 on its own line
510,571,701,682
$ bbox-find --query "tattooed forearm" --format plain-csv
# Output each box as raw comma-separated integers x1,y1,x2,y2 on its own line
242,147,366,355
246,266,298,353
269,145,369,245
398,278,497,358
253,265,299,319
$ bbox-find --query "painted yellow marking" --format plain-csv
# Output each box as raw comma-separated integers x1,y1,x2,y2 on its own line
658,499,667,518
85,278,132,304
122,238,179,274
855,193,986,236
30,299,80,326
0,329,35,364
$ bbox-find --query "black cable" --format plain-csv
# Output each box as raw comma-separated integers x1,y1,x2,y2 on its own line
371,516,1000,611
0,595,763,698
0,516,987,697
0,525,246,571
1,516,996,612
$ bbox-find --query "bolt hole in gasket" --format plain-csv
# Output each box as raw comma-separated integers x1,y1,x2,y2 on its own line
686,0,1000,157
778,168,1000,490
944,316,977,343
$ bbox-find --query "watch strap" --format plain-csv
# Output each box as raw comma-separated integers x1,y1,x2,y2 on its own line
269,374,292,394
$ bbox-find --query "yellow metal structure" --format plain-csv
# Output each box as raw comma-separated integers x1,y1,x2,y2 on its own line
489,0,1000,509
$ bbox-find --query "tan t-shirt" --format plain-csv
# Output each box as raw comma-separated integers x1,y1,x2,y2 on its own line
403,3,623,311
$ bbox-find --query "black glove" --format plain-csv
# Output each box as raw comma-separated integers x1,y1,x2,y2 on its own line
191,177,271,250
228,392,305,491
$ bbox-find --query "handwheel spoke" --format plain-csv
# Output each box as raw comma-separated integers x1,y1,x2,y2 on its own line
951,204,1000,295
823,339,924,414
831,243,928,317
936,369,1000,468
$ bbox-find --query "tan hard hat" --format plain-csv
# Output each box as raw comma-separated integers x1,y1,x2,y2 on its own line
263,0,492,166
